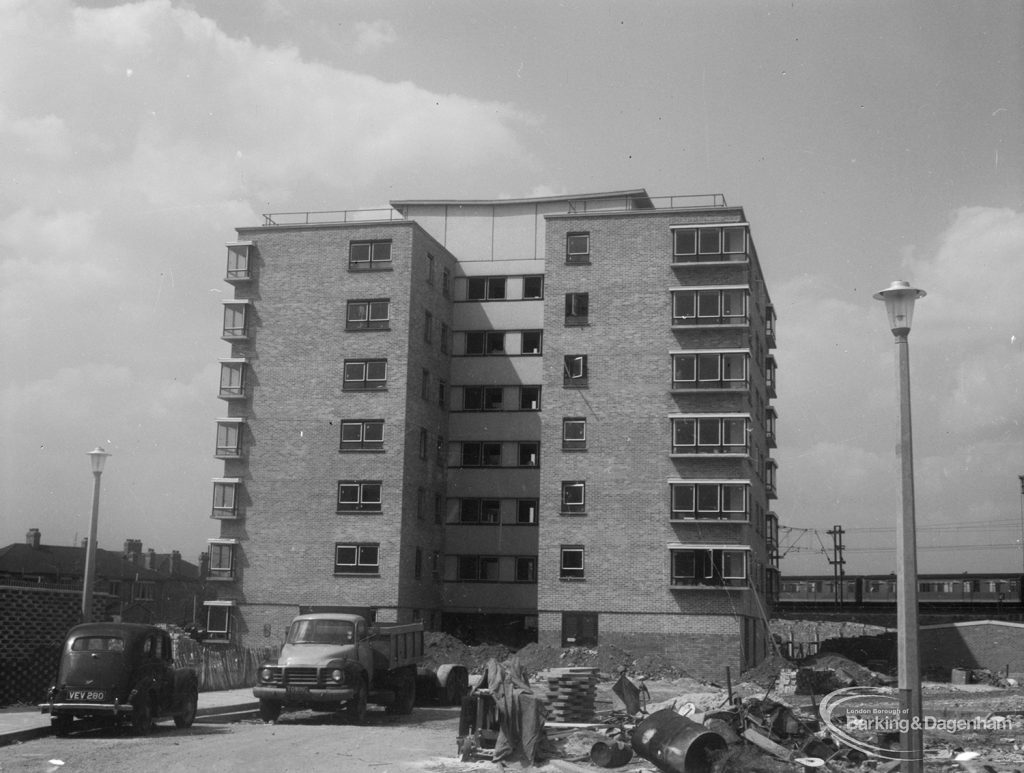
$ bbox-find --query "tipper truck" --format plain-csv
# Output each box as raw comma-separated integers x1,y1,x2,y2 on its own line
253,612,467,723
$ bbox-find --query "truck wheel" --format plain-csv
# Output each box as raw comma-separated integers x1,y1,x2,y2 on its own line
132,696,155,736
52,713,74,737
174,685,198,728
387,668,416,715
346,681,367,724
258,699,282,723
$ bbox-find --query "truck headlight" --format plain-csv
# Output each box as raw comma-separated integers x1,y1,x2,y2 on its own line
330,669,343,683
260,667,273,682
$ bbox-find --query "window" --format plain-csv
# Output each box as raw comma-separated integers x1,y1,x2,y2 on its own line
349,240,392,270
672,352,747,390
465,331,505,355
523,275,544,299
561,612,597,646
670,481,748,521
424,311,433,342
207,541,237,580
335,543,380,574
225,242,251,281
566,232,590,263
133,581,156,600
459,499,501,524
467,276,506,300
515,557,537,583
521,330,543,354
517,442,539,467
438,379,447,408
565,293,589,325
221,301,249,339
440,322,450,353
766,407,777,448
337,480,383,512
672,226,746,262
460,442,502,467
766,356,777,396
517,499,538,524
204,602,233,641
671,289,748,326
436,435,445,466
346,299,390,330
671,416,749,454
560,546,585,579
218,360,246,399
442,268,451,297
464,386,504,411
343,359,388,390
457,556,500,582
418,428,428,459
765,459,778,497
215,420,243,458
562,418,586,450
670,548,748,587
414,547,422,579
426,253,435,284
434,494,444,524
421,369,430,400
564,355,588,387
519,386,541,411
561,481,586,514
416,488,426,519
340,419,384,451
211,479,240,519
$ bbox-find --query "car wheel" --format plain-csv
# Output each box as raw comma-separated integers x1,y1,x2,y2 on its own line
346,680,367,724
258,699,282,723
174,685,198,729
440,666,469,706
52,713,73,737
132,696,155,736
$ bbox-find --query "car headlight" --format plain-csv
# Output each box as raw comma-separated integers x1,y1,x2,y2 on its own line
330,669,343,683
260,667,273,682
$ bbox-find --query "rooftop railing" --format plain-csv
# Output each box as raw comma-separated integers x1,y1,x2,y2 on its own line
261,193,729,226
262,208,405,226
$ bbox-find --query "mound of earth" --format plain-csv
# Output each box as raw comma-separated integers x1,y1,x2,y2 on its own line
423,632,698,681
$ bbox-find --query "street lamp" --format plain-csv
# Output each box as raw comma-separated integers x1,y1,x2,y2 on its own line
874,280,926,771
1018,475,1024,576
81,447,111,623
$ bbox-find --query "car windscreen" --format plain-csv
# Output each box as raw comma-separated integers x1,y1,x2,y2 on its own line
287,620,355,645
71,636,125,652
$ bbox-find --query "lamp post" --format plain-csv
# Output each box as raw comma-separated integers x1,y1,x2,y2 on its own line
1018,475,1024,576
81,447,111,623
874,280,926,771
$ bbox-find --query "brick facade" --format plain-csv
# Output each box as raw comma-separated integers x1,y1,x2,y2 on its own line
209,191,779,676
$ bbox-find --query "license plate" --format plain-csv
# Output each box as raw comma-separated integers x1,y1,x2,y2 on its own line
286,686,310,700
68,690,105,701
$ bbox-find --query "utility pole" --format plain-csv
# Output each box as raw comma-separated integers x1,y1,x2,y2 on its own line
827,525,846,606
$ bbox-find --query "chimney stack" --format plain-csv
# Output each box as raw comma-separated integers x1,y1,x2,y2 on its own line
145,548,156,570
170,550,181,575
26,528,41,549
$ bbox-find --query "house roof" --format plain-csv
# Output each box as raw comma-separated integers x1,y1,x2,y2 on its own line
0,543,199,581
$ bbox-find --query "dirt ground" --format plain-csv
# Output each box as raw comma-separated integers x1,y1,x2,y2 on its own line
8,630,1024,771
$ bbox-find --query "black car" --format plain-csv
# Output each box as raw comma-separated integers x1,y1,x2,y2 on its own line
40,623,199,736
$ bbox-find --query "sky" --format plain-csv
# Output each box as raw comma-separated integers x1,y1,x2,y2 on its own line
1,0,1021,577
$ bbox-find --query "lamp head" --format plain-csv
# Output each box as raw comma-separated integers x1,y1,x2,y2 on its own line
88,447,111,474
873,280,926,336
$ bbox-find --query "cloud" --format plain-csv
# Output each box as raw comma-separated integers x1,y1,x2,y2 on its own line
776,205,1024,574
0,0,542,558
354,20,397,53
